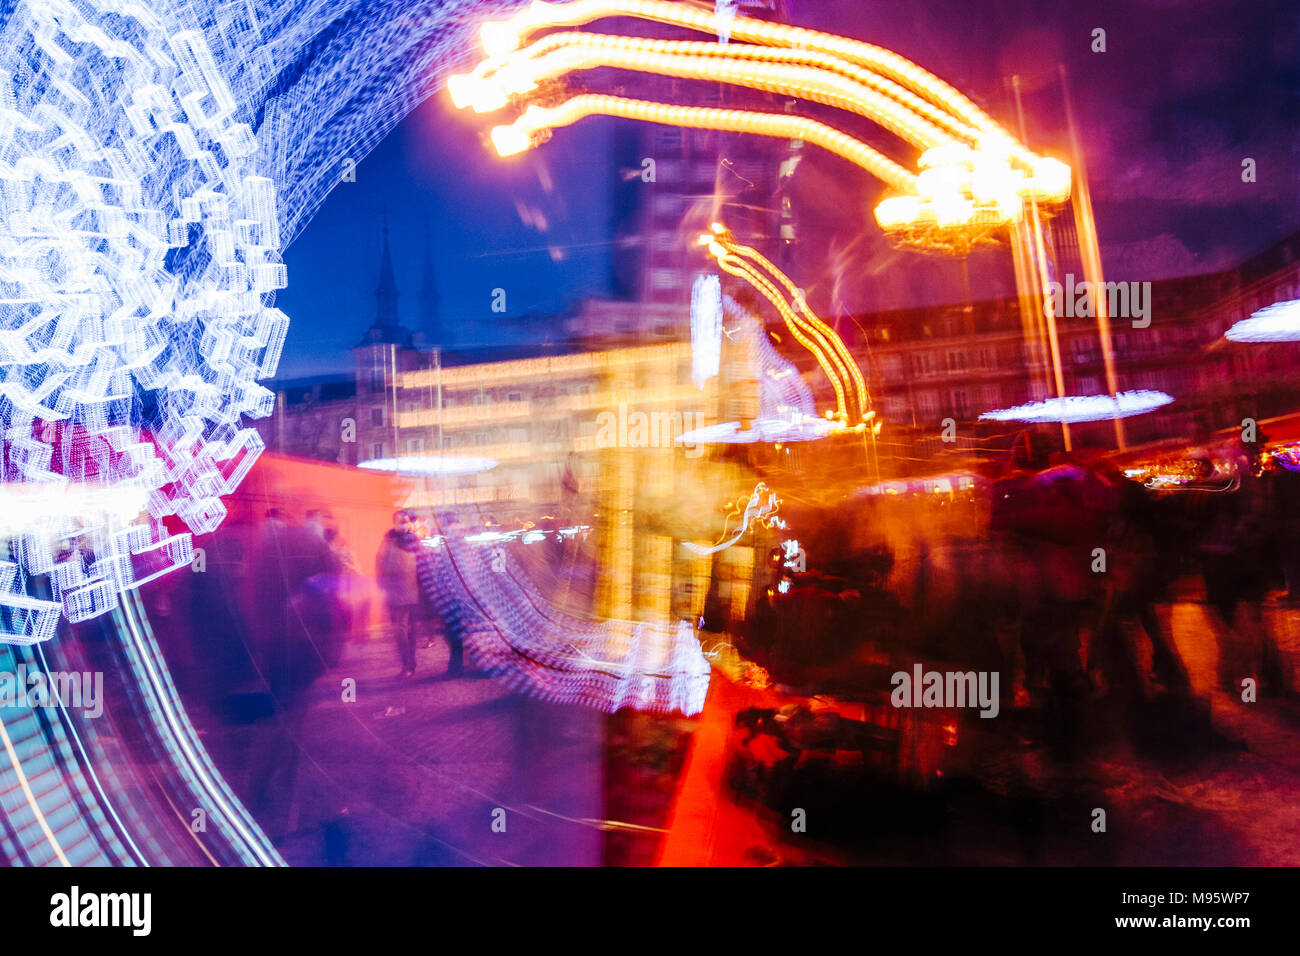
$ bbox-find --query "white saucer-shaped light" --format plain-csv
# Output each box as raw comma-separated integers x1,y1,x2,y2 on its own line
979,390,1173,424
358,456,499,476
1225,299,1300,342
675,415,840,445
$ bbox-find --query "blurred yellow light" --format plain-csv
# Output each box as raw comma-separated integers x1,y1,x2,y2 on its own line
1030,157,1072,202
480,20,522,58
873,195,921,228
490,124,532,156
457,0,1073,251
446,73,474,109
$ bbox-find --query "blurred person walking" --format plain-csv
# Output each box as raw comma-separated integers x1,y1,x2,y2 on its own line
424,511,467,678
249,507,334,840
376,510,422,678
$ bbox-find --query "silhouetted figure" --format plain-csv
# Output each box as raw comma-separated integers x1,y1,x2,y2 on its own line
376,510,422,678
248,508,333,840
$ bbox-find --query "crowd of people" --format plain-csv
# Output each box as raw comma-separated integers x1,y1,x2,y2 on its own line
743,431,1300,716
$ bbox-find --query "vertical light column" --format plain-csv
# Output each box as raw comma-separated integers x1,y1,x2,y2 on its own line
1061,64,1124,449
1011,75,1070,451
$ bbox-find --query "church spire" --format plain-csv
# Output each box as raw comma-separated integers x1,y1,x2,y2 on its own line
357,213,412,347
374,214,400,329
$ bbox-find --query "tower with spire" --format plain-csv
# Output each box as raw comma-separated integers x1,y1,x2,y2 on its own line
357,215,413,348
353,215,420,462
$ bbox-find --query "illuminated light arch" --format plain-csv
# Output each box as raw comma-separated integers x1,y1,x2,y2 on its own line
712,247,851,423
454,31,985,145
459,36,956,150
474,0,1009,137
452,0,1073,251
704,225,873,427
491,94,918,192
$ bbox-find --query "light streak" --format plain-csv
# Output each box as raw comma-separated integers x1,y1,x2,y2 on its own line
676,414,839,445
690,275,723,388
458,0,1072,248
420,523,710,715
978,390,1174,424
490,94,918,192
473,0,1012,140
684,482,786,556
0,710,72,866
700,224,876,431
458,31,984,143
463,36,954,149
1,1,281,630
712,249,850,421
114,588,283,866
709,225,872,424
780,539,806,572
359,455,500,476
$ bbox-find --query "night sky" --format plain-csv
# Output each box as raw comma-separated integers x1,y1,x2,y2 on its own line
274,0,1300,380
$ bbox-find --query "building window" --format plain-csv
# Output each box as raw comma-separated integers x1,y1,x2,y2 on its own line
652,231,677,253
371,443,384,459
652,194,681,217
911,353,936,376
649,159,675,182
371,407,384,426
651,268,682,291
407,437,424,454
653,128,682,152
507,391,523,402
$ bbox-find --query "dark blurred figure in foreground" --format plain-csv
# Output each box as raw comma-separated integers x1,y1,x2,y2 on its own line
423,512,466,677
1089,464,1192,699
376,509,422,678
1273,458,1300,605
248,507,335,839
1197,442,1290,696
